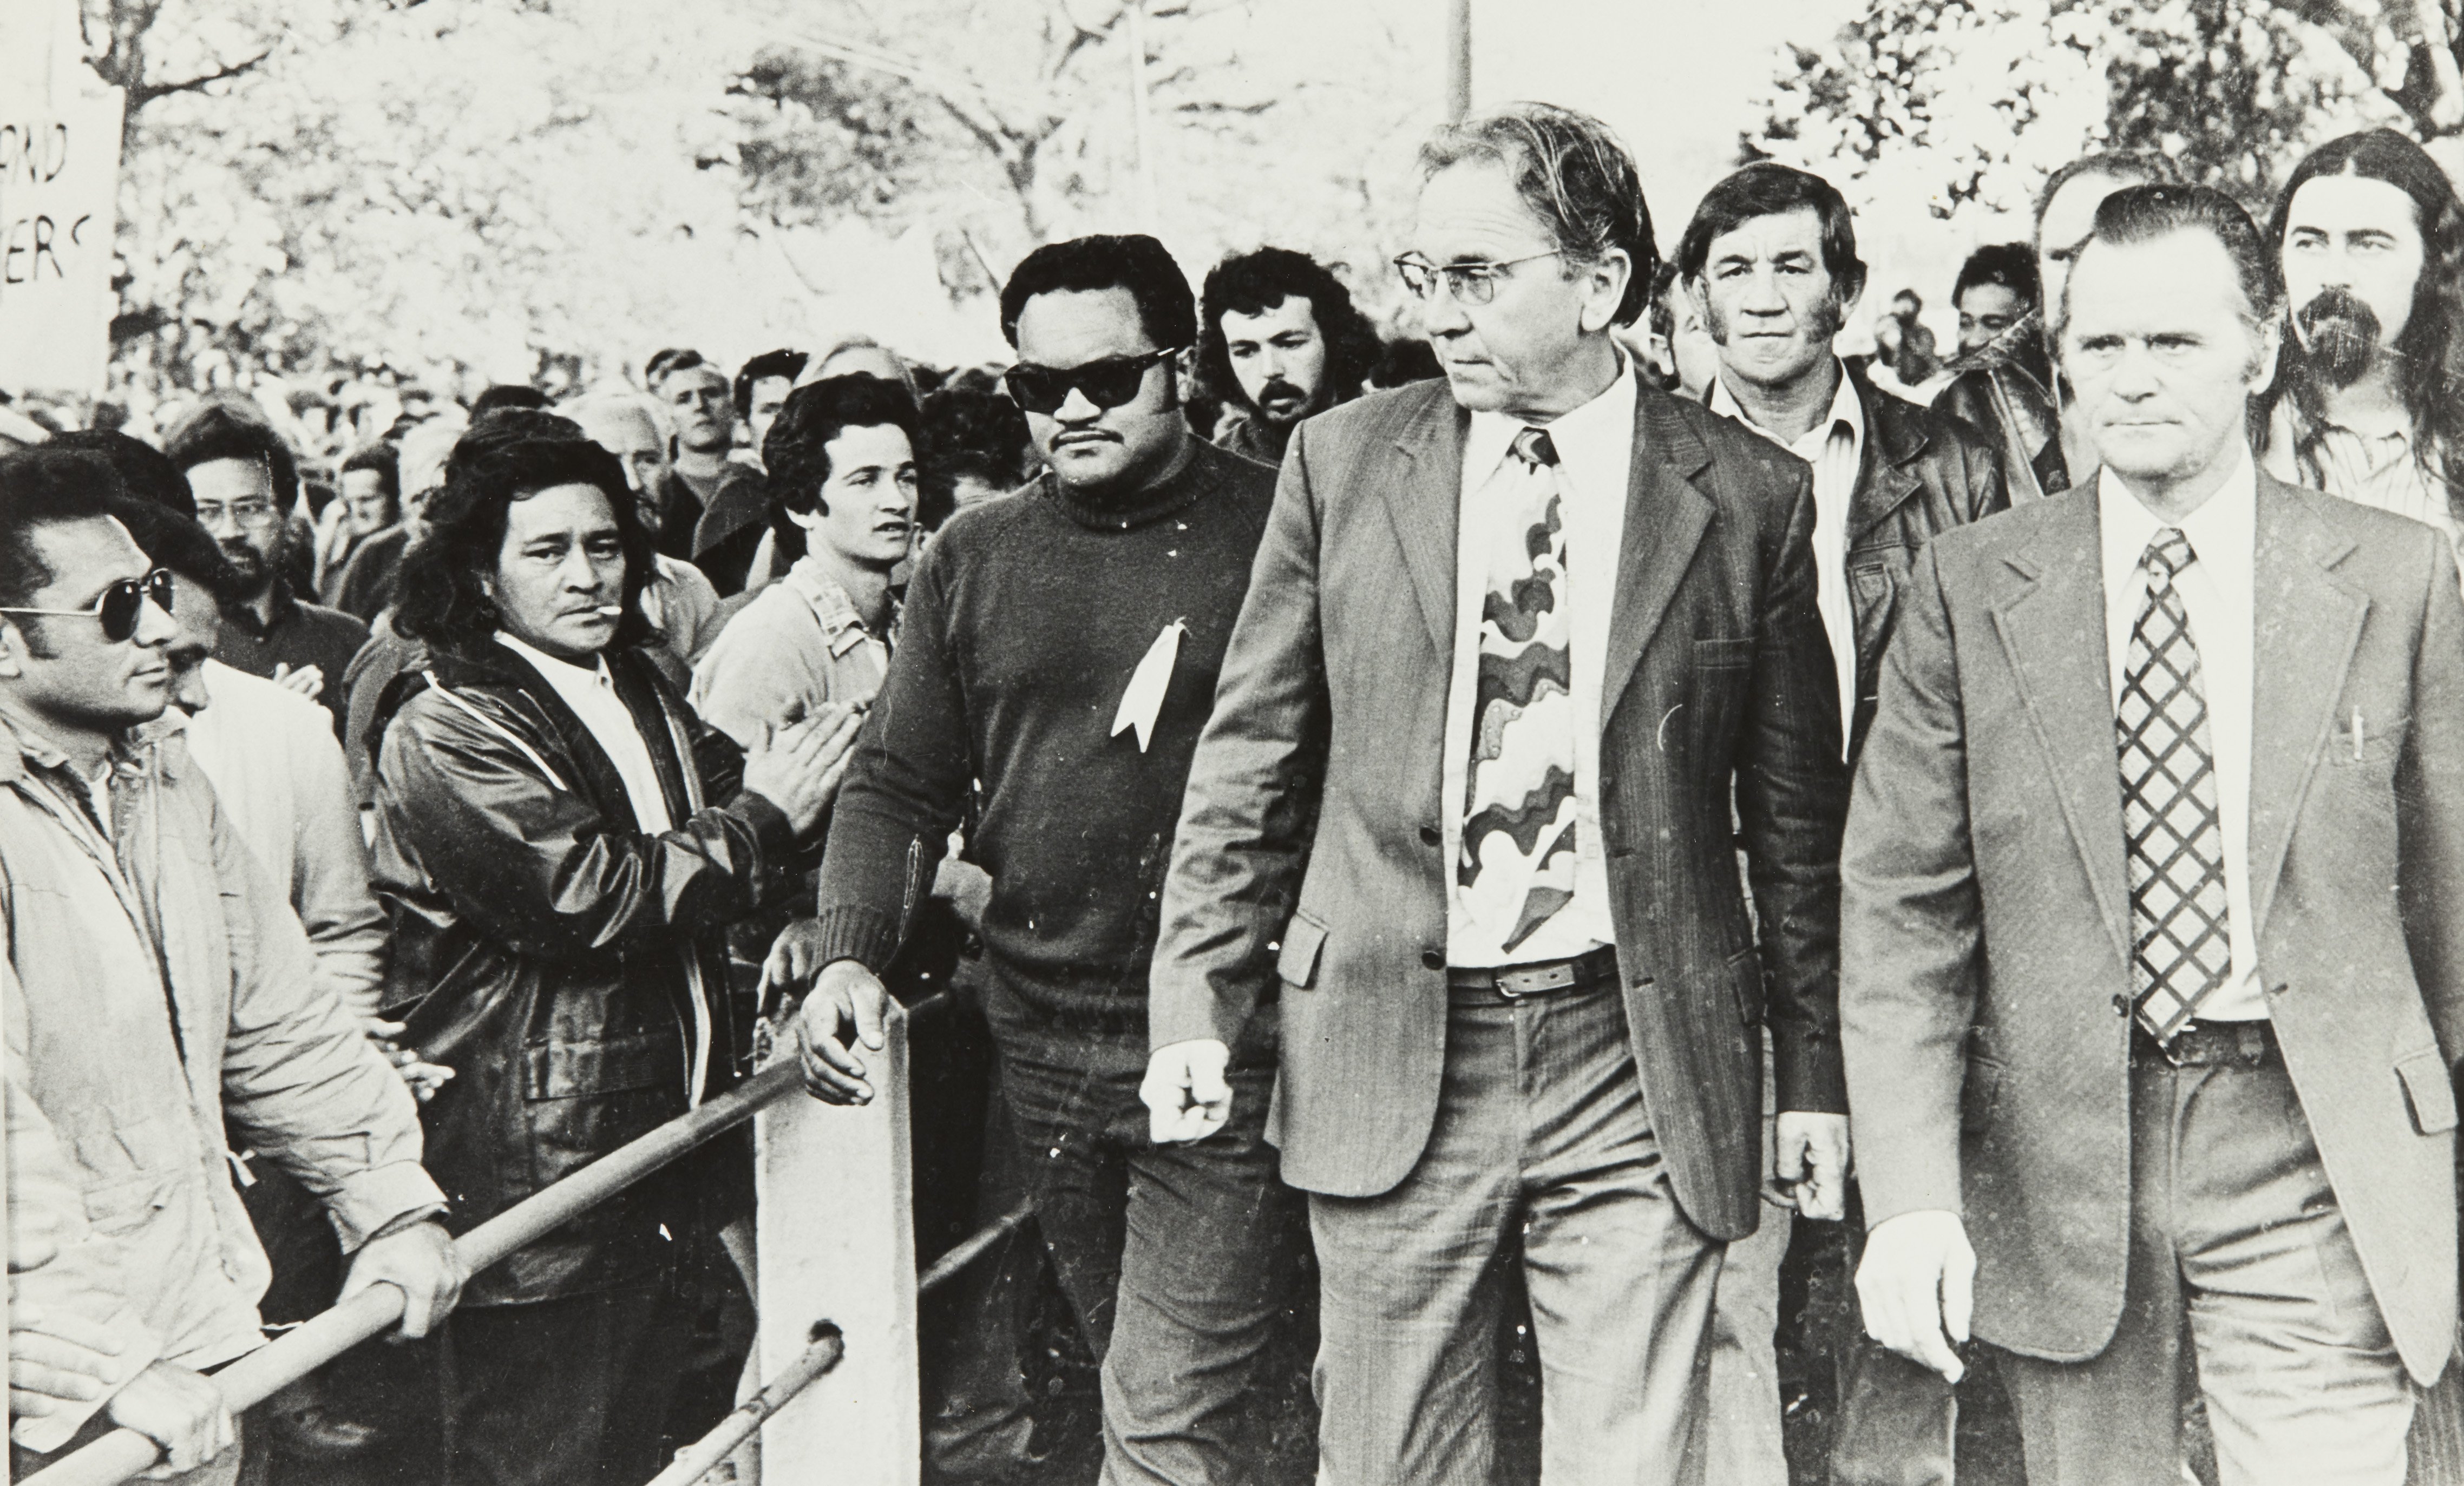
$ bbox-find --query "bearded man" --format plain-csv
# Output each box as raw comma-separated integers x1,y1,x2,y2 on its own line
1196,247,1381,465
2265,129,2464,571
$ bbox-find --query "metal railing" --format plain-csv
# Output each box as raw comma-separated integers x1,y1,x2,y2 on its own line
23,993,1013,1486
643,1198,1032,1486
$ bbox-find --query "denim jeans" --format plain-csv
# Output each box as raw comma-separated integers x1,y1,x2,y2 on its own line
982,978,1303,1486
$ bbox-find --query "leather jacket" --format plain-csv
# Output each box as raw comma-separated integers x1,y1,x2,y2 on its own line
1932,333,2060,505
1845,366,2010,759
369,640,800,1305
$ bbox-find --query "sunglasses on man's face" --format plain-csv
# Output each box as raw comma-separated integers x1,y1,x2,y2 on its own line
0,568,178,644
1002,347,1181,416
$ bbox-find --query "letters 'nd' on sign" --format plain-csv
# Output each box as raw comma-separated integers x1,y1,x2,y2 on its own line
0,0,126,397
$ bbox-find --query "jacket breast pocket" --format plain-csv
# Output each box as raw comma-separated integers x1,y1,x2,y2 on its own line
1725,945,1765,1027
1960,1056,2006,1135
2396,1046,2457,1136
1848,548,1913,689
2326,712,2408,789
1277,912,1328,990
1694,637,1755,671
523,1034,680,1191
82,1175,177,1238
524,1034,676,1101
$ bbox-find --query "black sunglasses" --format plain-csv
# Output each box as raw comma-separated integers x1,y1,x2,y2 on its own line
1002,347,1181,416
0,568,178,644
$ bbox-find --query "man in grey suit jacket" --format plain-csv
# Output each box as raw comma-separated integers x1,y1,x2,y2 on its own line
1845,183,2464,1486
1144,103,1852,1484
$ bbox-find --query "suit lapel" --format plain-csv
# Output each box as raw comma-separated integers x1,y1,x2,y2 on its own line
1602,392,1716,711
1988,493,2133,965
1378,384,1465,662
2247,477,2368,937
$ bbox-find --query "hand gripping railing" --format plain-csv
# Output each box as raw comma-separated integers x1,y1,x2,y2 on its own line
22,992,1004,1486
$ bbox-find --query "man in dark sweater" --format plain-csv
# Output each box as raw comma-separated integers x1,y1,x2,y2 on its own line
778,235,1296,1486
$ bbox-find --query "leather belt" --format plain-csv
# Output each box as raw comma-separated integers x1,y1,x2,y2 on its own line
1446,946,1620,1002
2133,1019,2278,1069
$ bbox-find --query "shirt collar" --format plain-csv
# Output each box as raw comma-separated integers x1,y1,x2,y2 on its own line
221,577,298,637
2096,443,2258,589
1465,352,1639,488
1708,359,1863,460
781,556,877,656
0,695,164,805
493,630,614,692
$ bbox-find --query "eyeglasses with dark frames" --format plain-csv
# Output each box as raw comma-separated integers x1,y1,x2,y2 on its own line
1391,249,1566,306
1002,347,1182,416
0,568,178,644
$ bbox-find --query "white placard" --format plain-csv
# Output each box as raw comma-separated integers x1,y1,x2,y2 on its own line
0,0,124,397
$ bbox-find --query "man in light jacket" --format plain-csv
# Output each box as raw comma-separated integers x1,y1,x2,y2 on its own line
0,448,462,1483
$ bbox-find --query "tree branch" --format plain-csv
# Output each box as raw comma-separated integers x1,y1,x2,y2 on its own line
130,49,271,109
1170,97,1274,117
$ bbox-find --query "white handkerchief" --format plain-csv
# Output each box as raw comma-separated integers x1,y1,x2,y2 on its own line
1111,618,1187,753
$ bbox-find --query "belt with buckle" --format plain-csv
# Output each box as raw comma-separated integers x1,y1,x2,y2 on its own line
2133,1019,2278,1068
1446,946,1620,1002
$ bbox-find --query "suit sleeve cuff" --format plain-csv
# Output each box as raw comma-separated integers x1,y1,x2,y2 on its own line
1773,1030,1850,1116
1858,1166,1965,1228
322,1162,450,1253
1148,986,1250,1051
805,906,904,976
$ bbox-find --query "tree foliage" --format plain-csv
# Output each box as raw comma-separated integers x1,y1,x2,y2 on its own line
69,0,1433,448
1746,0,2453,221
711,0,1434,290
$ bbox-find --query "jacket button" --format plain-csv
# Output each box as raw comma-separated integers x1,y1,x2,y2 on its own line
1421,949,1445,971
1418,825,1441,847
2112,994,2132,1018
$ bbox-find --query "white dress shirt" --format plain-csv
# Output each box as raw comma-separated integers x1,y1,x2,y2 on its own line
495,632,714,1100
1711,363,1865,754
2096,453,2264,1022
1443,359,1634,966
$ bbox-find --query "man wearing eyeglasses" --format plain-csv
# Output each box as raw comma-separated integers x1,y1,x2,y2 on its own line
165,405,370,732
0,449,461,1483
1143,103,1853,1484
785,234,1296,1485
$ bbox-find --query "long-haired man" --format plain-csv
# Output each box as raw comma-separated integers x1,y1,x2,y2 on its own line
2265,128,2464,569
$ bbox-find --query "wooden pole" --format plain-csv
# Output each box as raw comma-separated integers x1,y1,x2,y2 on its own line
21,1064,806,1486
754,1009,918,1486
1126,0,1161,231
644,1326,846,1486
1446,0,1473,121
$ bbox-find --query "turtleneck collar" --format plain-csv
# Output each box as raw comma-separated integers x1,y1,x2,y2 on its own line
1044,435,1209,532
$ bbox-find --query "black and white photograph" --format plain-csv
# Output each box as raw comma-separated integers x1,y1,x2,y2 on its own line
5,1,2464,1482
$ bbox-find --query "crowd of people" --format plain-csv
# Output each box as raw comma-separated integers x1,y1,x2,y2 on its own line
5,94,2464,1486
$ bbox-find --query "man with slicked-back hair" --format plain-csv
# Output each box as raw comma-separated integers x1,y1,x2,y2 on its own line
1846,182,2464,1486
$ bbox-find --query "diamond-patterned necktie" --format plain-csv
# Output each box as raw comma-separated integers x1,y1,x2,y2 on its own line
2115,528,2232,1042
1460,427,1580,955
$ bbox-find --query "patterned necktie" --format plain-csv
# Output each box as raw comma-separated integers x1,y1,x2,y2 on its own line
2115,528,2232,1042
1460,427,1580,955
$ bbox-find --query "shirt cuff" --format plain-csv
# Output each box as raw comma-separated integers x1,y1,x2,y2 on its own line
320,1161,450,1254
804,906,904,976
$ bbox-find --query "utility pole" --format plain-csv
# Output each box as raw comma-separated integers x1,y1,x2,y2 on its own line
1126,0,1161,232
1446,0,1472,121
